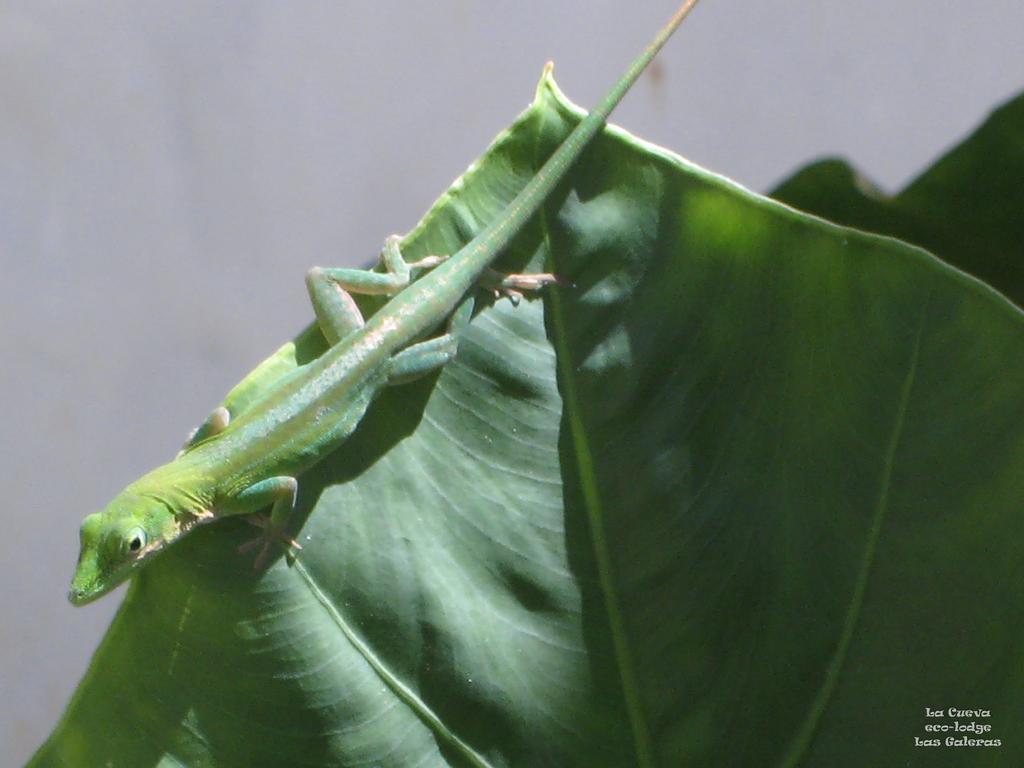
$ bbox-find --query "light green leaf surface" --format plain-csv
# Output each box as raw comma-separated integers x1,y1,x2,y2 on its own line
32,75,1024,767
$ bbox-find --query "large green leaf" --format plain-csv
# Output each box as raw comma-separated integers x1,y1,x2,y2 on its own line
31,74,1024,767
772,90,1024,306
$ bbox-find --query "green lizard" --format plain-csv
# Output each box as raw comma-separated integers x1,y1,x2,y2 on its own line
69,0,701,605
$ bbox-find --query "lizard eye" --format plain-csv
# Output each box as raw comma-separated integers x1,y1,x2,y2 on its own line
125,528,147,554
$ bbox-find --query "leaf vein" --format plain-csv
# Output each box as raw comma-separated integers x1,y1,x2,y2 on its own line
292,560,494,768
779,289,932,766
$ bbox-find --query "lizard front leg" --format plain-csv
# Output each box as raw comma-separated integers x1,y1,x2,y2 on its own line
180,406,231,452
228,476,302,570
180,323,329,453
307,235,447,345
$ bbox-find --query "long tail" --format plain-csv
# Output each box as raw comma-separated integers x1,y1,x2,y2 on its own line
452,0,702,277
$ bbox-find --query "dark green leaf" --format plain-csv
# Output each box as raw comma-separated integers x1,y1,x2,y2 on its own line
32,76,1024,767
772,90,1024,307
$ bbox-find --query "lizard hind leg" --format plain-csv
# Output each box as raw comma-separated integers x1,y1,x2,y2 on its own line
384,295,473,386
306,235,449,346
386,335,460,386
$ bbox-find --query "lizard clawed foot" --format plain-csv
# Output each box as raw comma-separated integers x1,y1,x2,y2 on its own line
238,514,302,570
483,269,567,306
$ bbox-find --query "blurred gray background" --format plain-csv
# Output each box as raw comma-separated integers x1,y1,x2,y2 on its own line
3,1,1022,762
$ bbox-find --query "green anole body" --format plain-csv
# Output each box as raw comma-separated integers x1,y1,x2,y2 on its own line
69,0,700,605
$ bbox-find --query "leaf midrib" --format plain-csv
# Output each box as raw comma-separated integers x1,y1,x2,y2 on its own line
536,116,655,767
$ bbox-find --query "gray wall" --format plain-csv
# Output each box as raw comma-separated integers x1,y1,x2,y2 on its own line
3,1,1022,762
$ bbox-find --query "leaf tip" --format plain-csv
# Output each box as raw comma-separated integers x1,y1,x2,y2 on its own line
533,60,572,113
533,61,555,104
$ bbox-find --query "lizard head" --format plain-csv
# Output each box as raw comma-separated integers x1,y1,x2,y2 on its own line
68,492,175,606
